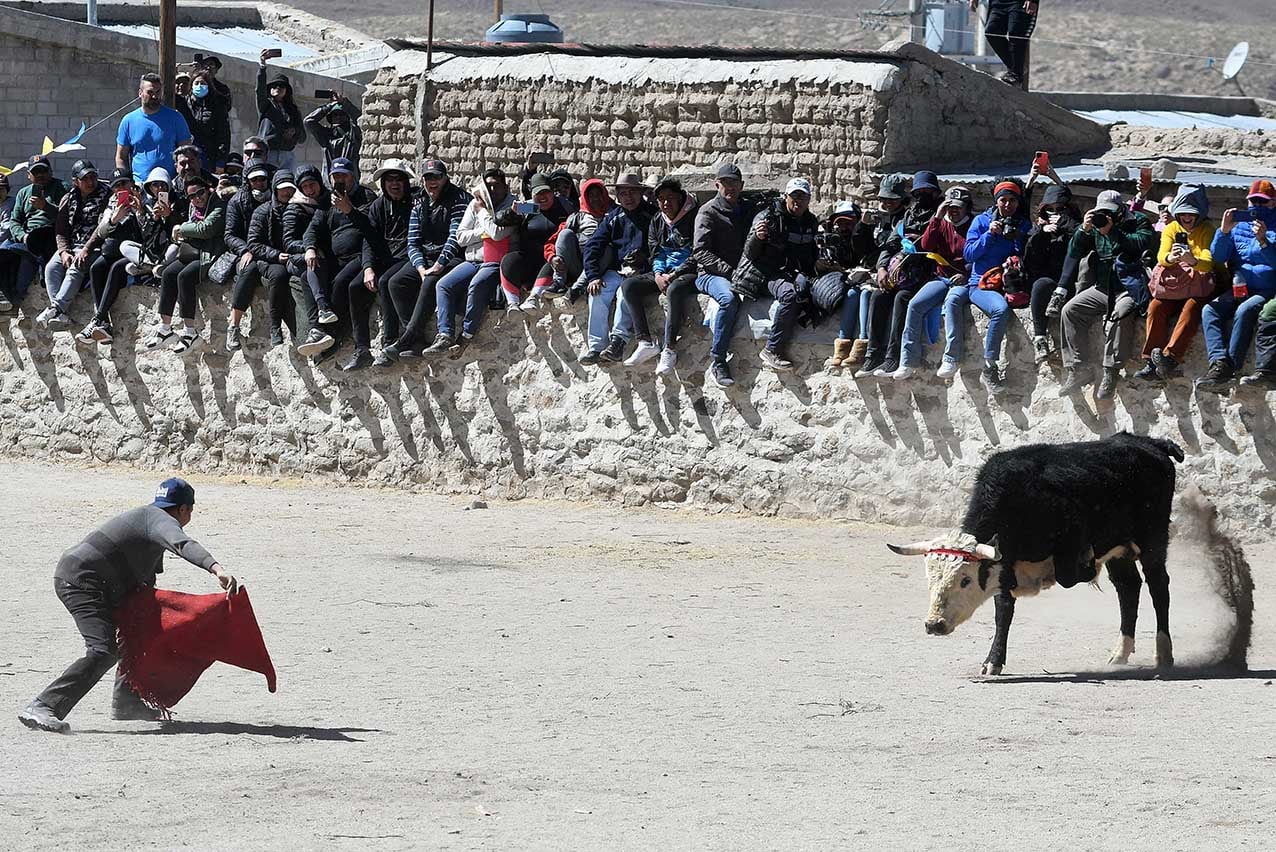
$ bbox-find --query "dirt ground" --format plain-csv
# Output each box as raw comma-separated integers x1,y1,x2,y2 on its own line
2,462,1273,850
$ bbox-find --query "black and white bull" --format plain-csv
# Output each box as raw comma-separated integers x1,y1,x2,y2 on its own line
888,433,1184,675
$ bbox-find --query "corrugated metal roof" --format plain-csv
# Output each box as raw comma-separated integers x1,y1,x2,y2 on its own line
940,163,1267,190
1074,109,1276,132
105,25,318,62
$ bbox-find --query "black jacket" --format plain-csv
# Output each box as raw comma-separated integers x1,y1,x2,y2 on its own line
256,67,306,153
646,202,698,279
731,200,819,299
304,185,373,263
692,193,757,279
303,101,363,175
362,191,415,271
406,181,471,269
177,91,232,165
248,197,289,264
224,186,267,257
582,201,657,281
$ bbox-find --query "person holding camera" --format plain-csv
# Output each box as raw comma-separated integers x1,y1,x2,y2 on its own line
822,200,877,370
76,168,145,346
1024,183,1082,363
498,173,571,314
1058,190,1158,399
1133,186,1216,383
1196,179,1276,393
144,174,226,356
579,173,656,365
304,91,363,178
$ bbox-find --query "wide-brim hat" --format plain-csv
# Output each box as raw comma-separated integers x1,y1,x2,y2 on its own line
613,172,644,189
372,158,417,184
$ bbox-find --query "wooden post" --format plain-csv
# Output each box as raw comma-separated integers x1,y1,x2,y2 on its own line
159,0,177,106
908,0,924,45
426,0,435,71
494,0,503,23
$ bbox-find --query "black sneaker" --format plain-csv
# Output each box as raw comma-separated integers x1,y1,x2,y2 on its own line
269,326,284,348
296,328,334,357
1239,371,1276,390
1151,348,1180,381
447,336,470,360
1096,367,1120,400
599,336,626,363
981,363,1006,395
340,349,374,371
567,285,586,305
1196,359,1235,394
855,355,884,379
312,344,339,366
1133,359,1159,382
578,347,601,365
422,334,454,356
372,350,397,368
1045,290,1067,320
711,361,735,388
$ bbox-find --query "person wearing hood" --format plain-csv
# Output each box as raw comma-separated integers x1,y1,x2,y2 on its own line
495,173,572,314
375,158,469,366
822,200,878,370
1024,182,1082,363
226,169,299,351
286,165,335,359
1058,190,1159,400
1130,185,1217,383
940,179,1032,393
1197,179,1276,393
256,50,306,170
304,92,363,178
732,177,820,372
223,161,273,306
545,177,613,300
177,66,231,171
581,173,657,365
422,169,516,357
886,187,973,379
615,177,699,373
145,174,226,355
303,157,373,367
357,160,417,367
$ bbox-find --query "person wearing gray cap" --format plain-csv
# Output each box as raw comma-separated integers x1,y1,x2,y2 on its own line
36,160,110,330
1058,189,1158,400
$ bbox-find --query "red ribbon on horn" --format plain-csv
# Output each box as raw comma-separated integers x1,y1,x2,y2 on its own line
926,547,982,562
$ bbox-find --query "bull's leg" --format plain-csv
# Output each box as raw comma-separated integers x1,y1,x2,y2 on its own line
981,591,1016,676
1141,546,1173,669
1106,557,1142,665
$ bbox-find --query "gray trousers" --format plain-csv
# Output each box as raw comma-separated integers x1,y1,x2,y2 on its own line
1061,286,1136,369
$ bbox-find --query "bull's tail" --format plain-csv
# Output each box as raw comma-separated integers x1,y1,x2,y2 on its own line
1176,485,1253,669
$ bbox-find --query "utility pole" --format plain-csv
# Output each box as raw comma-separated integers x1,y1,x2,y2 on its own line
426,0,435,71
159,0,177,106
494,0,503,22
908,0,923,44
87,0,98,26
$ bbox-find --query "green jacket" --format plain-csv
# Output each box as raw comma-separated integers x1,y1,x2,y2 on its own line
1067,211,1157,296
177,199,226,267
8,179,69,243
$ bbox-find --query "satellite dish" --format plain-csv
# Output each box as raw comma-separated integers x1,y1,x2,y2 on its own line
1222,42,1249,81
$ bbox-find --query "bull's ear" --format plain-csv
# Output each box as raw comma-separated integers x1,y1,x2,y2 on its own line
887,541,930,556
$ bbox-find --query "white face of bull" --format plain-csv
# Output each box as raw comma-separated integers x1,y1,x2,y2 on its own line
887,530,1001,636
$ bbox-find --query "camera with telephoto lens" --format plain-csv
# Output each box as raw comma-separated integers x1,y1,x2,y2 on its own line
817,229,843,262
993,217,1017,232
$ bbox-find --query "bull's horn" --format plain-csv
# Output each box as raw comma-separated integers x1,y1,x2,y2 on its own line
886,541,932,556
973,542,1001,560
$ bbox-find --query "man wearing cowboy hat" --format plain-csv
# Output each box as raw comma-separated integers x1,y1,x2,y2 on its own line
360,158,417,367
579,171,656,364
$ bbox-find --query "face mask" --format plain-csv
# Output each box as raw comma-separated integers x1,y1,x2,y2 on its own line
192,84,209,99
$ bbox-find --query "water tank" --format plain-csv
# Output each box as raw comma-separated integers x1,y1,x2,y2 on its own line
484,13,565,44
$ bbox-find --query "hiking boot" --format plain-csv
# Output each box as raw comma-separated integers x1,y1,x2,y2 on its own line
1096,367,1120,400
656,347,678,376
1045,289,1067,320
517,295,543,313
1195,359,1235,394
146,327,176,350
269,326,285,348
1151,348,1180,381
599,336,626,363
873,358,899,378
936,359,959,380
824,338,853,370
981,362,1006,395
1058,367,1090,396
423,334,455,356
447,336,470,360
296,328,334,357
225,324,241,352
317,307,339,326
624,340,661,367
578,347,602,366
759,346,794,372
1239,371,1276,390
18,701,68,733
1133,359,1159,382
340,348,374,371
1032,334,1051,364
711,360,735,388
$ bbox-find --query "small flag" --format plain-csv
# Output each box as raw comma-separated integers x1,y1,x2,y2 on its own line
64,122,87,145
0,165,10,176
41,136,54,155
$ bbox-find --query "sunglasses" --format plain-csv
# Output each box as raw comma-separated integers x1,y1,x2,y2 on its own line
186,187,208,199
244,149,265,158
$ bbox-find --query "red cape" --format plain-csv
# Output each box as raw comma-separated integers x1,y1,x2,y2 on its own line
115,588,277,715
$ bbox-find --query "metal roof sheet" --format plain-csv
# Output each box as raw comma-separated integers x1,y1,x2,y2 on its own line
105,25,318,62
939,163,1267,190
1074,109,1276,132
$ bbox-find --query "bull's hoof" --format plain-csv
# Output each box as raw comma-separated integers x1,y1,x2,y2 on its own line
1155,632,1174,669
980,662,1004,676
1107,635,1135,666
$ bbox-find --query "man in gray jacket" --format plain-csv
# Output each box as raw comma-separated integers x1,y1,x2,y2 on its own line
19,478,237,732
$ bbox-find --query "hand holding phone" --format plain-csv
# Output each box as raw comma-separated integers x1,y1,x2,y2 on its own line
514,200,537,215
1032,151,1050,174
528,152,554,167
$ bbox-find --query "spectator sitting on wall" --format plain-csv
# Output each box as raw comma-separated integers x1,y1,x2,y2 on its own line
134,167,182,279
216,153,245,200
821,199,877,371
354,159,416,367
303,157,373,366
422,170,515,358
545,178,613,302
1133,186,1216,384
2,158,67,311
840,174,908,372
1024,183,1082,364
146,174,226,356
688,163,753,388
501,173,572,314
76,167,145,346
1155,193,1176,233
172,145,214,213
304,92,363,178
176,67,232,172
0,173,18,311
1197,179,1276,393
517,157,579,213
1240,297,1276,389
617,176,699,374
1058,189,1158,400
974,0,1039,88
579,172,656,365
732,177,820,373
222,161,274,351
941,178,1032,393
117,73,193,181
233,169,299,350
37,160,109,331
286,164,336,360
256,51,307,171
378,158,469,366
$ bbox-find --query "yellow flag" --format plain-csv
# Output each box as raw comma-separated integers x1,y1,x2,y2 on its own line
42,137,54,155
0,165,11,176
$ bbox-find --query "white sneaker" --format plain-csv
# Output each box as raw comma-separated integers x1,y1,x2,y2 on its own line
35,306,57,326
624,340,661,367
318,308,339,325
125,262,143,276
0,294,12,312
655,347,677,375
891,365,915,380
517,295,543,313
936,360,959,379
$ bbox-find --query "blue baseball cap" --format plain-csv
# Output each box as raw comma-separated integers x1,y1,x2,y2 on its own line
153,477,196,508
329,157,355,177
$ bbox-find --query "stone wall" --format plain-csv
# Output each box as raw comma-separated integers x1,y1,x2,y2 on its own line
1,283,1272,542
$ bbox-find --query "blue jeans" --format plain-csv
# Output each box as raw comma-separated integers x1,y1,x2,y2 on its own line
695,273,741,363
594,270,631,350
436,261,501,339
943,283,1010,363
838,287,872,339
901,278,954,367
1201,292,1269,367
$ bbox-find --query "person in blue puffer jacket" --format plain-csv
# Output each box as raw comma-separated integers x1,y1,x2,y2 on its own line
941,179,1031,394
1196,179,1276,393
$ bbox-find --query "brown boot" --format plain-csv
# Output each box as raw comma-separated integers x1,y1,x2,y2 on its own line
844,339,869,367
824,338,853,370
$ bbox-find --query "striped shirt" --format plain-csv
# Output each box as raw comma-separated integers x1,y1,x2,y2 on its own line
406,181,469,270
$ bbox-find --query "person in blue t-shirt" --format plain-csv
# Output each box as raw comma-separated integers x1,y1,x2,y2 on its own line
116,73,193,181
